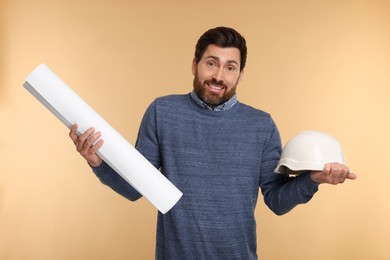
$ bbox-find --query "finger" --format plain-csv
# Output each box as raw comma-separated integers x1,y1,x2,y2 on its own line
84,131,102,149
323,163,331,174
334,163,354,183
327,166,338,184
76,128,94,152
78,127,96,145
327,163,345,184
90,139,104,154
327,162,344,174
69,124,79,143
327,163,341,176
337,166,348,180
79,141,103,163
338,164,351,178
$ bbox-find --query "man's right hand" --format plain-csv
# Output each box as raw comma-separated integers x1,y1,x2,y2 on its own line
69,124,104,167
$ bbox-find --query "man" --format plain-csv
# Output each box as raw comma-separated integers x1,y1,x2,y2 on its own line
69,27,356,259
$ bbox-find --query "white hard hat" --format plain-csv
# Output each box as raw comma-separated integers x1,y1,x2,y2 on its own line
275,131,346,174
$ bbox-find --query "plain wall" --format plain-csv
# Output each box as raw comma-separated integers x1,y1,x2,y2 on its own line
1,0,389,259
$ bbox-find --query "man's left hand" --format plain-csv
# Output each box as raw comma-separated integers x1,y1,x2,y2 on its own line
310,162,357,184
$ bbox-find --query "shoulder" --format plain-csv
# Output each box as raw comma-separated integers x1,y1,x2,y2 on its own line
234,102,279,137
236,102,272,120
153,94,189,106
145,93,191,118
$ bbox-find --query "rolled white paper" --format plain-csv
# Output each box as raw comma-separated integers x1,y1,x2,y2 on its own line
23,64,183,214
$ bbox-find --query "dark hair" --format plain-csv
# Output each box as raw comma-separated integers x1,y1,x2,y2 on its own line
194,27,247,71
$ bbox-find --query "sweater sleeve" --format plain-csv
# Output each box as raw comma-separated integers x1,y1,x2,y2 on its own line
259,120,319,215
91,161,142,201
135,99,162,169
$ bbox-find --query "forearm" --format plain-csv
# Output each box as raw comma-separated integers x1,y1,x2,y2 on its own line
261,172,319,215
91,161,142,201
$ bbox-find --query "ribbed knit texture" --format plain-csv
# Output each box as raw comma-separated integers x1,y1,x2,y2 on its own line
93,93,319,259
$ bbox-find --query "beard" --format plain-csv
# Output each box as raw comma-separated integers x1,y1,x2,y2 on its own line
192,71,238,108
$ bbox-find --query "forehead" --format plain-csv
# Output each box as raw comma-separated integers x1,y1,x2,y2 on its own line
201,44,241,64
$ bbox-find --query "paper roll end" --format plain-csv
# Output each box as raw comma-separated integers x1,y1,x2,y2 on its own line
159,192,183,214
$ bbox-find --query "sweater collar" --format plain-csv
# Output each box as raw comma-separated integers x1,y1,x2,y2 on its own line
190,90,238,111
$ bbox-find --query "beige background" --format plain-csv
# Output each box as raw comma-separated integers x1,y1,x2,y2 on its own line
1,0,389,259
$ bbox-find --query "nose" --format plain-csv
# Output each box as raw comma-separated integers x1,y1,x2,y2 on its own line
213,67,224,82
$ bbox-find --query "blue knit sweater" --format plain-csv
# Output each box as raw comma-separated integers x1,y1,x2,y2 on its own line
92,93,319,259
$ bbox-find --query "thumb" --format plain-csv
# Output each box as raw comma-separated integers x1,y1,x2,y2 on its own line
347,171,357,180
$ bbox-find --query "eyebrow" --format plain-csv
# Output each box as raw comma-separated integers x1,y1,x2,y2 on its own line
205,55,239,66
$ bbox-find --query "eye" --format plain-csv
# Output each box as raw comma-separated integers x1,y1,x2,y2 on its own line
226,65,237,72
206,60,216,67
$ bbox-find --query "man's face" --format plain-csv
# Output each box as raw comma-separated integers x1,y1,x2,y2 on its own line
192,44,244,109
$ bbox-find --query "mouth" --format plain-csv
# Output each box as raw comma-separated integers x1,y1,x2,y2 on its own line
206,81,225,92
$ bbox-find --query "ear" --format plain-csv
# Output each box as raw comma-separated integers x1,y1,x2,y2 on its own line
238,69,244,83
191,58,197,76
